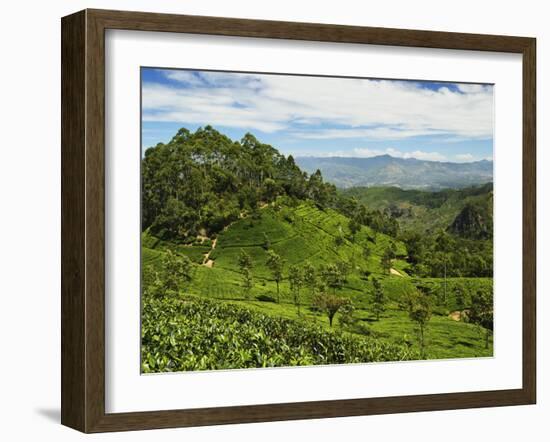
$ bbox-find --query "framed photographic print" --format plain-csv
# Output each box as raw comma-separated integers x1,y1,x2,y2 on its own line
61,9,536,433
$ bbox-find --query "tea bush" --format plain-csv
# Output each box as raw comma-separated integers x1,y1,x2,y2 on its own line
141,295,419,372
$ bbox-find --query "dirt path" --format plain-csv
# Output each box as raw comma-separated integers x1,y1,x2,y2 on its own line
390,268,404,277
201,203,270,266
202,238,218,266
449,311,461,321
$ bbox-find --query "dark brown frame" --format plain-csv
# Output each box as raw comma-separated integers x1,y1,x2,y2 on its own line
61,8,536,433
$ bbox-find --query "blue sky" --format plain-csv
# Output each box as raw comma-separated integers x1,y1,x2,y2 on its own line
141,68,494,162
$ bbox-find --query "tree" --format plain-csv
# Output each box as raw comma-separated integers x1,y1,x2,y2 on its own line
321,263,344,294
313,293,349,327
142,265,164,298
403,232,424,266
381,247,394,274
150,197,199,241
469,288,493,349
266,250,283,303
338,300,355,328
302,261,317,298
435,230,453,303
262,232,271,250
363,244,371,261
242,268,253,299
454,284,466,311
238,249,253,299
349,218,361,238
406,290,432,358
262,177,279,201
160,250,192,296
288,265,304,313
336,260,351,282
371,278,386,321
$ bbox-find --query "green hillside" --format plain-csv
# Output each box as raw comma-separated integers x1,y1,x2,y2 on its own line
342,183,493,234
141,126,494,371
143,200,493,363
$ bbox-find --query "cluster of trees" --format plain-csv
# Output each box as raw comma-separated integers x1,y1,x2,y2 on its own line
141,127,495,358
142,126,402,244
238,248,353,317
142,247,493,357
238,244,492,354
142,126,339,242
336,195,400,238
449,201,493,240
401,230,492,278
237,248,394,333
142,250,192,298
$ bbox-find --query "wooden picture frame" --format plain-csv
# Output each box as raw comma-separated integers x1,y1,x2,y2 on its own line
61,8,536,433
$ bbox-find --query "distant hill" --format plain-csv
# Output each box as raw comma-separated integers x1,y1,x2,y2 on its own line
342,183,493,236
296,155,493,190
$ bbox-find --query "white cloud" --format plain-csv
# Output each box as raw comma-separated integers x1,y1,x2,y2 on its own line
293,127,443,140
353,147,446,162
142,71,494,141
457,83,490,94
162,70,205,86
455,153,475,162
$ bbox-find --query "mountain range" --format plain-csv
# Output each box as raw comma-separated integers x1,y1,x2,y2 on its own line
296,154,493,190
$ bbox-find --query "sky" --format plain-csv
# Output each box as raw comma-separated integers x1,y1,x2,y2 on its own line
141,68,494,163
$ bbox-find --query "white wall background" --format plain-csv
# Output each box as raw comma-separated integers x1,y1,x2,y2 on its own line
0,0,546,440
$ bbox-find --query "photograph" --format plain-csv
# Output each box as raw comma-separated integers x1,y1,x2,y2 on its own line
140,67,495,373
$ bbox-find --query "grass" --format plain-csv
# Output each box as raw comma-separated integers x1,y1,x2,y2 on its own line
142,295,419,372
142,201,493,363
343,184,493,234
212,203,409,277
142,230,209,264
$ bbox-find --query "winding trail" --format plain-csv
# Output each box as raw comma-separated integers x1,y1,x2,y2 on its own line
202,238,217,266
200,202,274,268
390,268,404,277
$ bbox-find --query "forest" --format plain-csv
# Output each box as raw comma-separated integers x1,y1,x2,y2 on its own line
141,126,494,373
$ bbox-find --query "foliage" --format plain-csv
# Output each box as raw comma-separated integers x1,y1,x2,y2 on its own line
148,250,192,297
142,126,339,241
371,278,386,321
313,293,350,327
238,249,253,299
141,296,419,372
140,126,495,370
345,184,493,278
288,264,304,313
302,261,317,298
405,290,432,358
262,232,271,250
381,247,394,274
320,263,345,294
469,288,493,348
338,300,356,328
266,250,284,303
